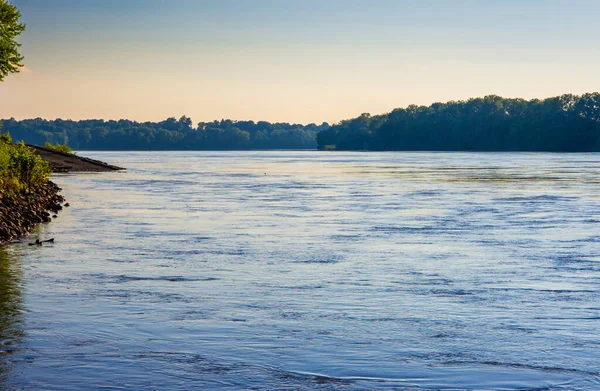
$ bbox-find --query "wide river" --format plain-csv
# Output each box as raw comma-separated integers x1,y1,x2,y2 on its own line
1,151,599,390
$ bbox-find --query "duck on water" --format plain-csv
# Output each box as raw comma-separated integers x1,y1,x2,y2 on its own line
28,238,55,246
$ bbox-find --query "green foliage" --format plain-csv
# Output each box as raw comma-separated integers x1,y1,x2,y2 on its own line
0,139,10,182
0,132,11,144
0,124,13,187
0,121,11,144
44,141,74,154
317,93,600,152
0,0,26,81
0,138,51,194
0,117,330,150
8,142,51,193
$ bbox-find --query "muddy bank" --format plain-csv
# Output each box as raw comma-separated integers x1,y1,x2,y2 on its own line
27,144,124,172
0,181,65,246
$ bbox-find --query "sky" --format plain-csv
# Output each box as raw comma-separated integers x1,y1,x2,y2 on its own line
1,0,600,124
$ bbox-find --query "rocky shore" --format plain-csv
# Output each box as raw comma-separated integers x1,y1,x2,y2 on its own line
0,181,65,246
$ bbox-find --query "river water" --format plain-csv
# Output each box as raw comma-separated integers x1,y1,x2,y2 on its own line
1,151,599,390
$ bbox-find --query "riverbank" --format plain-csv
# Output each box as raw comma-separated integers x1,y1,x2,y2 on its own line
0,143,123,246
0,181,65,246
28,144,124,172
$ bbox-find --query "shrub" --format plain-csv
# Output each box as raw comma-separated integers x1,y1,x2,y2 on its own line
1,131,53,194
0,141,10,185
0,130,13,189
7,142,51,193
44,141,74,154
0,132,12,144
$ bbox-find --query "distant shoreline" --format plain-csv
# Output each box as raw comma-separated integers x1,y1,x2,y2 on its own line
64,149,599,153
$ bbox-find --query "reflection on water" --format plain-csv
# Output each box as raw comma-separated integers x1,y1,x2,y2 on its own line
0,249,24,386
4,151,600,390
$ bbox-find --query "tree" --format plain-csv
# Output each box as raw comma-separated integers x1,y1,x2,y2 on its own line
0,0,26,81
178,115,192,130
0,117,324,150
316,93,600,152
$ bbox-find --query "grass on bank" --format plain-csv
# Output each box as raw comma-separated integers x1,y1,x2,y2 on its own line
0,132,52,194
44,141,74,155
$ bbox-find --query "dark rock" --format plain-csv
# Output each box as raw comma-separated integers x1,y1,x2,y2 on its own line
0,181,64,246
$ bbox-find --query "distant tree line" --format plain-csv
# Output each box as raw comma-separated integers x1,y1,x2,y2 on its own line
317,93,600,152
5,93,600,152
0,117,329,150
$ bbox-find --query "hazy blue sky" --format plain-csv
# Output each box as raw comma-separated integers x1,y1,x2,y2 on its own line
2,0,600,123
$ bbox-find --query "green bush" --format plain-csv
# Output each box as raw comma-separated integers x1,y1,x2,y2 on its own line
44,141,74,154
8,142,52,193
0,131,13,189
0,135,51,194
0,132,12,144
0,141,10,182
